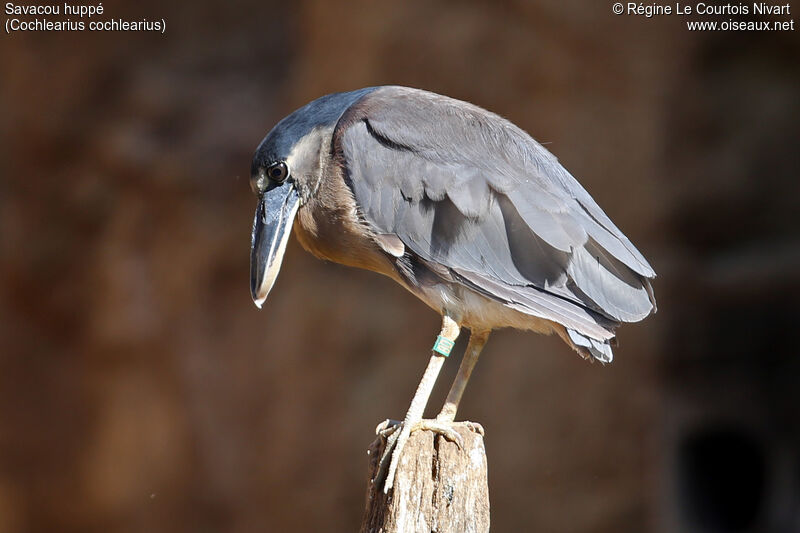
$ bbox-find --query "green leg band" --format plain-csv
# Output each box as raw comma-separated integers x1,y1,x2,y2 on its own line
433,335,455,357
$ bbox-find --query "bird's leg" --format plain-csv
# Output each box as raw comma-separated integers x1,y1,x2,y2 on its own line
435,330,490,425
376,315,460,493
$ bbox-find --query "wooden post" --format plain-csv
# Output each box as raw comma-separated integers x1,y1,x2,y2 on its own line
360,425,490,533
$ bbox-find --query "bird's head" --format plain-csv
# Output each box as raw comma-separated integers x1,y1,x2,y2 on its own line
249,88,374,308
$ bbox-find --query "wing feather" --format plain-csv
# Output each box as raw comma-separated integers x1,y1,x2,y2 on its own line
335,86,656,334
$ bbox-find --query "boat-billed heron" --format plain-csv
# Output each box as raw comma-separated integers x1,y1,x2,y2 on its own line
249,86,656,492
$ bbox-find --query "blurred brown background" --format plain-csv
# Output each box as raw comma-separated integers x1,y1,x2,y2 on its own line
2,1,799,532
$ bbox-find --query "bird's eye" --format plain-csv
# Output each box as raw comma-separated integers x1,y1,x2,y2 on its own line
268,162,289,183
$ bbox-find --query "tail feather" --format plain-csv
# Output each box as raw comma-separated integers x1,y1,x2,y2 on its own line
566,328,614,363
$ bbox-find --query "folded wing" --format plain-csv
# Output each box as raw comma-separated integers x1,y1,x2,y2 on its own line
334,86,656,346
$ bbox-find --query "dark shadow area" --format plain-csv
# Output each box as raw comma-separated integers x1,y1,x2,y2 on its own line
678,426,765,532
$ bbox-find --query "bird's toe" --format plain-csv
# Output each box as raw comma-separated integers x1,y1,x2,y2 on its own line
463,421,485,436
410,419,465,449
374,418,401,436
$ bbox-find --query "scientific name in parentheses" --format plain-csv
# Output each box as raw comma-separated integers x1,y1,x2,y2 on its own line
5,2,165,32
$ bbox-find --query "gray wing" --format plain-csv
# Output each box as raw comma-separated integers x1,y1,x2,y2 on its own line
334,86,656,339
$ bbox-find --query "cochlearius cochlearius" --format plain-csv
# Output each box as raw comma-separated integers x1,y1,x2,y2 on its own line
249,86,656,492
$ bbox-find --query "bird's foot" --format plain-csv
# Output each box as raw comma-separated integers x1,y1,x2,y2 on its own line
372,418,484,493
375,418,467,446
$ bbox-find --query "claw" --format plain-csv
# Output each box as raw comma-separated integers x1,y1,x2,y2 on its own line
463,421,485,436
375,418,401,437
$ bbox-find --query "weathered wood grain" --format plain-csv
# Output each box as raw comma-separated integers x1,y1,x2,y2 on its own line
360,425,490,533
